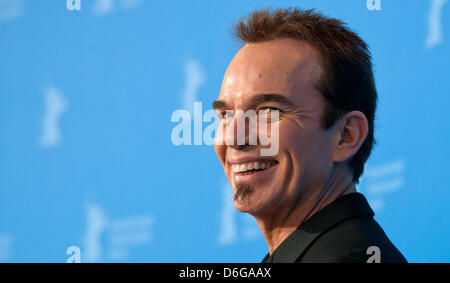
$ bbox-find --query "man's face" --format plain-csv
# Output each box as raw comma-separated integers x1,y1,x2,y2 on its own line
214,39,336,217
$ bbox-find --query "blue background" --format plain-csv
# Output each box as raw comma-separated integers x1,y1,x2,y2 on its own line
0,0,449,262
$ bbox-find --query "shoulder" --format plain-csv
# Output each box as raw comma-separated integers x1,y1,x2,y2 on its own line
300,216,407,263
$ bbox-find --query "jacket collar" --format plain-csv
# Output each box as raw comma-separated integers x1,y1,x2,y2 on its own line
261,192,374,263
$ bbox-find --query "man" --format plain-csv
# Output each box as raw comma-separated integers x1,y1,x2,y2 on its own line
212,8,406,263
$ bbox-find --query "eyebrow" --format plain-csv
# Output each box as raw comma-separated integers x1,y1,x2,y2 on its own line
212,99,227,110
212,93,295,110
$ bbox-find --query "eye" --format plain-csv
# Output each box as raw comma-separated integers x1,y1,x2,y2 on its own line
258,107,281,120
259,107,280,115
218,110,235,121
259,106,280,112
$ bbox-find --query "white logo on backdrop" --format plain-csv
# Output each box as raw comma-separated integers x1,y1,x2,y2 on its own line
366,0,381,11
66,0,81,11
39,87,68,148
93,0,142,16
426,0,448,48
181,59,206,114
358,159,406,211
218,183,261,246
83,202,155,262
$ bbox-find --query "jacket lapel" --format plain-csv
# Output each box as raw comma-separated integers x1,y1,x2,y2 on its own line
262,193,374,263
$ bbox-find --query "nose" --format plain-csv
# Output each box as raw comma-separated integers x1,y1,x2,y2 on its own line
224,109,259,151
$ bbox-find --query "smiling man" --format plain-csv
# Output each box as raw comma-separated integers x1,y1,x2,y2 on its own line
213,8,406,263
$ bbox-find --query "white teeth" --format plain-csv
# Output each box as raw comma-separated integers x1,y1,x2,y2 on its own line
231,161,276,173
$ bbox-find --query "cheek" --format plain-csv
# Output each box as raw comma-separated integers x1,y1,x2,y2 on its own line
279,122,332,170
214,143,226,166
214,124,226,165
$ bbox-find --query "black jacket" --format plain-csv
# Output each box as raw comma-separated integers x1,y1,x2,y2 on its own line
261,192,407,263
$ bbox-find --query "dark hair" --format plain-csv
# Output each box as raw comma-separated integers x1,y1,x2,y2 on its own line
233,7,377,183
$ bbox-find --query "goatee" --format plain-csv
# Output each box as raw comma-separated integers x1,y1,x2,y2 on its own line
233,183,254,203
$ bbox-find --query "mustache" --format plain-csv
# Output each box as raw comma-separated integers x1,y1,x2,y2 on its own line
233,183,254,203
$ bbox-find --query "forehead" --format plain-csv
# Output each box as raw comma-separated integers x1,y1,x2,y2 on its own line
218,38,322,108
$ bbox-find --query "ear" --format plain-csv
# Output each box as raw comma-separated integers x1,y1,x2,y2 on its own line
332,111,369,163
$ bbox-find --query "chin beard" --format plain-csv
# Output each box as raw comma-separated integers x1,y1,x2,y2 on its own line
233,183,254,203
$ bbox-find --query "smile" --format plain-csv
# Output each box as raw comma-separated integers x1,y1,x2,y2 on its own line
231,160,278,175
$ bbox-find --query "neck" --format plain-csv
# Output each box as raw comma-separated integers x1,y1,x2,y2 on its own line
254,166,356,255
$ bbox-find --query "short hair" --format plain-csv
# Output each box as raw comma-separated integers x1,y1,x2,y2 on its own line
233,7,377,183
